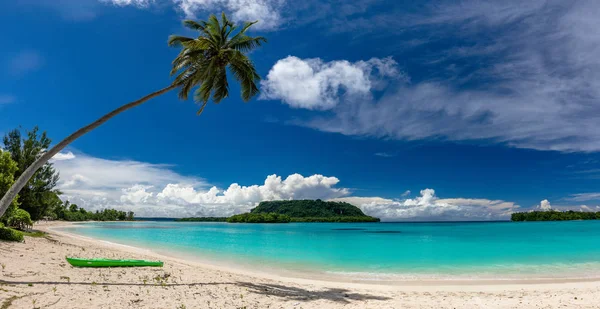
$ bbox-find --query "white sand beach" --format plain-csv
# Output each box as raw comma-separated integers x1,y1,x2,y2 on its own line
2,222,600,308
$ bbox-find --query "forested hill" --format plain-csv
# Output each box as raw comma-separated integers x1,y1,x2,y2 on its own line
250,200,380,222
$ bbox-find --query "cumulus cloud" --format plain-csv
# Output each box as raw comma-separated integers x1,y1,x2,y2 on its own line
334,189,518,221
51,151,520,220
260,56,399,110
52,152,349,217
274,1,600,152
537,199,552,211
529,199,600,213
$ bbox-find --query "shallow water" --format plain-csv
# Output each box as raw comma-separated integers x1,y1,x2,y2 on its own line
58,220,600,280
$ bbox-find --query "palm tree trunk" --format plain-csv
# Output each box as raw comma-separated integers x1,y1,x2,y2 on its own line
0,84,178,218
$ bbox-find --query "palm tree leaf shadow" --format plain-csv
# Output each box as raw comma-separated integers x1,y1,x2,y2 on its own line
236,281,391,303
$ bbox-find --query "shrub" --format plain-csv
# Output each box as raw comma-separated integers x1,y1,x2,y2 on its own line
8,209,33,230
0,227,24,242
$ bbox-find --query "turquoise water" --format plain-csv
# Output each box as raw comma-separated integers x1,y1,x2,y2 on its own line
58,221,600,280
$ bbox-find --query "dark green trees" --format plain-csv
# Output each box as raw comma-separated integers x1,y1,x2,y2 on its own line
251,200,380,222
227,212,291,223
511,210,600,221
3,127,60,221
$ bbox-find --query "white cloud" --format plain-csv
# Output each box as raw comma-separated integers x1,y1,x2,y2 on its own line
52,152,348,217
374,152,395,158
7,50,43,77
174,0,282,30
567,193,600,202
52,151,520,220
102,0,153,6
334,189,518,221
52,151,76,161
536,199,552,211
0,95,16,105
260,56,399,110
277,1,600,152
100,0,282,29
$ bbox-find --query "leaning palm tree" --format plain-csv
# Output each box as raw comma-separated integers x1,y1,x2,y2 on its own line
0,13,266,218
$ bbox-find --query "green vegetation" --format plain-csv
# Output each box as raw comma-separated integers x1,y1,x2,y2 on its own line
218,200,380,223
227,212,291,223
22,230,46,238
250,200,380,222
0,128,135,225
289,216,380,222
0,13,266,219
175,217,228,222
3,127,61,221
0,227,24,242
511,210,600,221
0,150,19,224
177,200,380,223
7,209,33,230
48,200,135,222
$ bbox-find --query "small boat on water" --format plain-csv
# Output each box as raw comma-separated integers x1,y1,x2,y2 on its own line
66,257,163,268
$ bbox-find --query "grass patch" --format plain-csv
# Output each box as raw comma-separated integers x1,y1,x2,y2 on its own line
22,230,46,238
0,227,23,242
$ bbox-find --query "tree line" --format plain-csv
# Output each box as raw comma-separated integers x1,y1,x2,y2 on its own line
0,127,135,239
511,210,600,221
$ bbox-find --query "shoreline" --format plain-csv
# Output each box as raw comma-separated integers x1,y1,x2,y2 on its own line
46,221,600,288
2,221,600,308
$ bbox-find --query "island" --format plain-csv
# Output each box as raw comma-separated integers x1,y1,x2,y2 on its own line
175,217,228,222
175,200,380,223
511,210,600,221
229,200,380,223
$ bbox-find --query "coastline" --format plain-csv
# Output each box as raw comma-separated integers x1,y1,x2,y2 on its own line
2,222,600,308
47,221,600,287
50,221,600,286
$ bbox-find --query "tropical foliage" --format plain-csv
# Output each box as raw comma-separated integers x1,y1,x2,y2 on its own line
0,226,24,242
175,217,228,222
511,210,600,221
3,127,60,221
168,13,265,114
7,209,33,230
0,150,19,224
251,200,380,222
49,200,135,222
0,127,137,225
227,212,291,223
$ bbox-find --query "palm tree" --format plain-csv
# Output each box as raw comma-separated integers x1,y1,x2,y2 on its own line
0,13,266,218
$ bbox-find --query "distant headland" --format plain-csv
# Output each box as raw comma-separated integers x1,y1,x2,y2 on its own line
176,199,380,223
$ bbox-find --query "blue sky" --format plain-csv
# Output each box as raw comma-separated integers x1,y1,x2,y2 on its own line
1,0,600,220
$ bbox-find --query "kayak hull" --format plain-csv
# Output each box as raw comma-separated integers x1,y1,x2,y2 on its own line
66,257,163,267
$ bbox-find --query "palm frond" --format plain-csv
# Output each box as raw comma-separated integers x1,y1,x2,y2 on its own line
170,13,265,109
227,35,267,52
211,67,229,104
228,51,260,101
167,35,194,47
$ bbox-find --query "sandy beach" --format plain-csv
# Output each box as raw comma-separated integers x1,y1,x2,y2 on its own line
1,222,600,308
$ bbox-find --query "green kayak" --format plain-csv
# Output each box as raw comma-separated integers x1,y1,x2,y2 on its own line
66,257,163,268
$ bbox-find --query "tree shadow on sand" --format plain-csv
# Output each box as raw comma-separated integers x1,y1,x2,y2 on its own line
236,281,391,303
1,280,390,304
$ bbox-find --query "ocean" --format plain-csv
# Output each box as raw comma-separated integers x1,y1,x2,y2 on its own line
57,220,600,281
